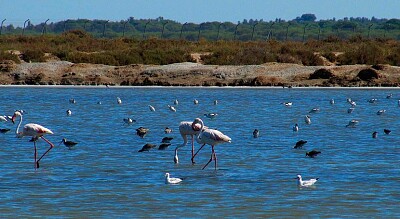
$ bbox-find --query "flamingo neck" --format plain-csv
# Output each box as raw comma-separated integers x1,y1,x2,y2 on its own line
15,114,23,136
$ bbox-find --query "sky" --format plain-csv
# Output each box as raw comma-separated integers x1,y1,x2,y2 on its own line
1,0,400,26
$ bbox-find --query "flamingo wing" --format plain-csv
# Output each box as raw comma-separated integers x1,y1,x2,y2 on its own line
23,123,53,137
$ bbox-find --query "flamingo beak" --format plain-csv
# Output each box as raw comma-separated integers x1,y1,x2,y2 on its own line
11,115,16,124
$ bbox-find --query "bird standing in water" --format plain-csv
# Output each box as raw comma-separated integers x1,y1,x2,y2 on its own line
60,138,78,149
12,110,54,169
192,118,231,170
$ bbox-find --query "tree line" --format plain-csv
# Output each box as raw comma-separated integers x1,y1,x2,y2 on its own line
1,14,400,41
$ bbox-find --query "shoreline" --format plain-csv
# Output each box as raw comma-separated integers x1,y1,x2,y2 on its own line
2,84,400,90
2,61,400,88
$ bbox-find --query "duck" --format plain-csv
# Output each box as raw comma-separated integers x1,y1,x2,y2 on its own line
136,127,149,138
294,140,307,149
306,150,321,158
138,143,156,152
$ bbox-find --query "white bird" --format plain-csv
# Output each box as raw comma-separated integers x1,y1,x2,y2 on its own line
193,118,231,170
282,102,292,107
214,100,218,105
66,109,72,116
11,110,54,169
350,101,356,107
309,108,320,113
117,97,122,104
330,99,335,105
168,105,176,112
165,173,182,184
295,175,319,187
148,105,156,112
174,118,206,164
377,109,386,115
174,99,179,105
304,115,311,124
204,113,218,119
293,123,299,132
346,119,359,128
194,99,199,105
0,116,8,122
348,107,355,113
123,118,135,125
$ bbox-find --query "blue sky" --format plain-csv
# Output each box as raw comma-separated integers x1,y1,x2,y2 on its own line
1,0,399,26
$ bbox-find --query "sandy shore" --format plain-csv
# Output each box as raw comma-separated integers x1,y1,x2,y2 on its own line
1,61,400,87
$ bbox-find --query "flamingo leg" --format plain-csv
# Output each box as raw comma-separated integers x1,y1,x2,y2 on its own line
191,135,195,163
213,147,218,170
202,146,215,170
192,144,206,162
36,136,54,168
34,141,38,169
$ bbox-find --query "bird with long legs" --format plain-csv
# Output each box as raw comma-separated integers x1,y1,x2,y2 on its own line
12,110,54,169
192,118,231,170
174,118,205,164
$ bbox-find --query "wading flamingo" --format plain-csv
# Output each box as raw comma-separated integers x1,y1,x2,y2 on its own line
174,118,205,164
192,118,231,170
12,110,54,169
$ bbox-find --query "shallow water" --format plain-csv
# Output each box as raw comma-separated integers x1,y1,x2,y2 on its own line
0,87,399,218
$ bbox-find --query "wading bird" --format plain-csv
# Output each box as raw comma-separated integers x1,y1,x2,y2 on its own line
174,118,205,164
12,110,54,169
60,138,78,149
192,118,231,170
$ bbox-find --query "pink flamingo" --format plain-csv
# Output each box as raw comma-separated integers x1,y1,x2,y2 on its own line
12,110,54,169
191,118,231,170
174,118,205,164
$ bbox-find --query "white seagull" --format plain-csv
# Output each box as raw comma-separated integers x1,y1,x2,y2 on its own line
214,100,218,105
304,115,311,124
66,109,72,116
117,97,122,104
168,105,176,112
149,105,156,112
346,119,359,128
309,108,320,113
165,173,182,184
174,99,179,105
377,109,386,115
293,123,299,132
204,113,218,119
194,99,199,105
295,175,319,187
330,99,335,105
282,102,293,107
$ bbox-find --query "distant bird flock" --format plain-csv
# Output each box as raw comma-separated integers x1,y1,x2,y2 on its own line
1,90,398,187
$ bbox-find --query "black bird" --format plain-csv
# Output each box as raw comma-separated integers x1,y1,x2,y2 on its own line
253,129,259,138
136,127,149,138
372,131,378,138
138,143,156,152
294,140,308,149
158,143,171,150
161,137,173,143
306,150,321,158
60,138,78,149
0,128,10,133
384,129,391,135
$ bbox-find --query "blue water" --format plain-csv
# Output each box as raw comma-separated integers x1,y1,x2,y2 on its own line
0,86,399,218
